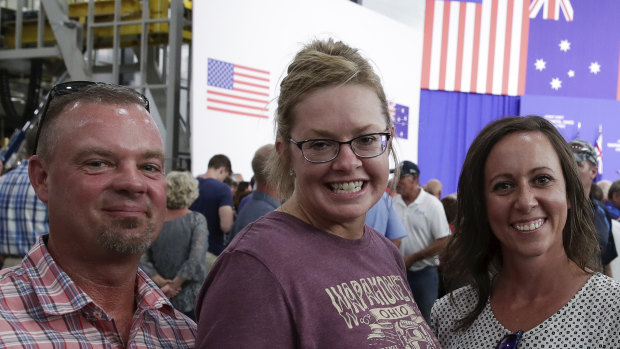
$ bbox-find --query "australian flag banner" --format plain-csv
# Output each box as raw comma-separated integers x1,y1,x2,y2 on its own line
525,0,620,100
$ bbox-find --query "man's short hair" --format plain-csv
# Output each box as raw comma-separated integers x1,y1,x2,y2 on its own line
208,154,232,174
37,83,150,161
251,145,274,184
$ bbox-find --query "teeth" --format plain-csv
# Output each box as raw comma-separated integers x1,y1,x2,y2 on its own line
514,219,544,231
330,181,363,193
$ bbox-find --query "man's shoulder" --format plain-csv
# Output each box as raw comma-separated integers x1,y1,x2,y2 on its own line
0,163,30,188
197,178,230,194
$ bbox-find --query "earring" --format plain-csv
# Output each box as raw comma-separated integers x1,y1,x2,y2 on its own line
289,169,295,177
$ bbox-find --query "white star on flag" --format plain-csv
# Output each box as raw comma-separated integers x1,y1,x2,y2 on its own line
559,40,571,52
535,59,547,71
589,62,601,74
550,77,562,90
567,70,575,78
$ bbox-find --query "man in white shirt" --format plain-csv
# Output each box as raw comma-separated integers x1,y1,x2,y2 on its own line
393,161,450,324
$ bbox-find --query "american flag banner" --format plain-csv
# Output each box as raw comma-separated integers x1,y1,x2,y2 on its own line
529,0,574,22
525,0,620,100
421,0,529,96
596,124,603,175
389,101,409,140
207,58,271,119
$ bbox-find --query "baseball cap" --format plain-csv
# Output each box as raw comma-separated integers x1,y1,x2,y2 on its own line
392,160,419,176
569,139,597,165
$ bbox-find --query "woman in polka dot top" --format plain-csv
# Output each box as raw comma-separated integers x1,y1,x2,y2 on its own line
431,116,620,348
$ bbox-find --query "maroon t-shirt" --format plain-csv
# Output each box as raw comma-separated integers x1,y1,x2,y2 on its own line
196,211,440,348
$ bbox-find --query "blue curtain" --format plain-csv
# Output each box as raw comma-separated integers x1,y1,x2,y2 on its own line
417,89,521,196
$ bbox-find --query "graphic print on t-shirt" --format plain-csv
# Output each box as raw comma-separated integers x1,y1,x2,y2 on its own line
325,275,438,348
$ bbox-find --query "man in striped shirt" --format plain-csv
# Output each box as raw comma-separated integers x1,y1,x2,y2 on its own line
0,127,49,269
0,83,196,347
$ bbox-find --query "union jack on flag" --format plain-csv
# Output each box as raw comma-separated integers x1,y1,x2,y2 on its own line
529,0,574,22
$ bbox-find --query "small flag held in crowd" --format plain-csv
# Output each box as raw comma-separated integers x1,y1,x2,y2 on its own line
207,58,270,119
389,101,409,140
595,124,603,175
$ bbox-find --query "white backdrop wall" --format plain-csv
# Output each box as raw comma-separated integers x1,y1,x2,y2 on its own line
192,0,425,179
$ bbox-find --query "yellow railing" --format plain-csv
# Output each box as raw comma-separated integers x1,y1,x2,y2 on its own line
2,0,191,49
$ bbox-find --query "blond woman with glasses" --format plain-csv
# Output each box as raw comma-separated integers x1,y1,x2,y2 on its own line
194,39,440,348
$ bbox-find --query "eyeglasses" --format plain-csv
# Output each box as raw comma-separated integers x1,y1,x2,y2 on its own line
32,81,150,155
495,330,523,349
289,132,391,163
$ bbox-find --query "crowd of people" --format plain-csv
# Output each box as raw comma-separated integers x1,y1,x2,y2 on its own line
0,38,619,348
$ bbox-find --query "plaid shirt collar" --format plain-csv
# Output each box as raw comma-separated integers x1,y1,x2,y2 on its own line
23,235,177,320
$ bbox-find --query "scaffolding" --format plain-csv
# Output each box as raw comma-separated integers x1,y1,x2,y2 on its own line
0,0,193,170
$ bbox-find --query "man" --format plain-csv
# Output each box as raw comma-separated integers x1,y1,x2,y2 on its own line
393,161,450,324
227,145,280,243
190,154,234,268
365,191,407,247
0,126,49,269
0,82,195,347
569,139,617,276
605,180,620,220
423,178,442,199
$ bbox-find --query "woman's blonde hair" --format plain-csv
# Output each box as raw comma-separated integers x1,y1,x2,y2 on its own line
266,38,396,200
166,171,199,209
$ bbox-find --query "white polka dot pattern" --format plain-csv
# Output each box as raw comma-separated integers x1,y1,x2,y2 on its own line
430,273,620,348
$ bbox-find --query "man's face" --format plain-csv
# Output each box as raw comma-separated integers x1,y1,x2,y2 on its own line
575,160,597,196
397,174,418,197
31,101,166,258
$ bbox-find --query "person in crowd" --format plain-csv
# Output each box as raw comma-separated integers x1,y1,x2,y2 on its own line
195,39,440,348
227,144,280,243
569,139,617,276
0,82,195,346
591,182,605,202
365,191,407,247
438,194,458,298
140,171,208,321
393,160,450,324
432,116,620,348
0,124,48,269
597,179,612,202
424,178,442,199
605,180,620,220
190,154,234,269
233,180,252,211
237,176,255,212
440,194,457,233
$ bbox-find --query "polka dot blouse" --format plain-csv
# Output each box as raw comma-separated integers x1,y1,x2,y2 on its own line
431,273,620,348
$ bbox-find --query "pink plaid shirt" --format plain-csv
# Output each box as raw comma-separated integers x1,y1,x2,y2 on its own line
0,236,196,348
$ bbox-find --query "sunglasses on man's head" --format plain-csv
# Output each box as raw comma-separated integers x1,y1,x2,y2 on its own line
32,81,150,155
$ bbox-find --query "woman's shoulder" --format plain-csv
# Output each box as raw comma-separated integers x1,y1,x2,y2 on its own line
583,273,620,303
187,210,207,223
433,285,479,316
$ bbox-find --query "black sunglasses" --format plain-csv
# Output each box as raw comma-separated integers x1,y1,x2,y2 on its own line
32,81,150,155
495,330,523,349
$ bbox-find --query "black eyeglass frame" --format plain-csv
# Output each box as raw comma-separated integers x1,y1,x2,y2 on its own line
32,81,150,155
289,132,392,164
495,330,523,349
